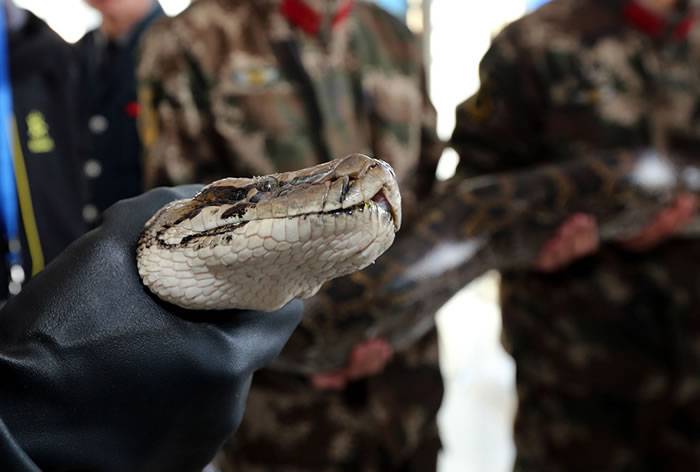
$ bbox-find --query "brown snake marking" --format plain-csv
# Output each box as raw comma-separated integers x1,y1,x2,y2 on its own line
273,149,700,374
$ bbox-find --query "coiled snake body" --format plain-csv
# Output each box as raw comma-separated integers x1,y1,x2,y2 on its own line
274,150,700,373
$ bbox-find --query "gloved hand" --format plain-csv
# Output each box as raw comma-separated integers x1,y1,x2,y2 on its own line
0,187,303,472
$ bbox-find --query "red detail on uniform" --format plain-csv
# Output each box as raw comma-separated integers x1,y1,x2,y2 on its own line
281,0,355,35
332,0,354,28
125,101,140,119
624,1,696,40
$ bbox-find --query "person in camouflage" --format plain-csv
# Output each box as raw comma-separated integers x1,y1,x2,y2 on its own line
452,0,700,470
137,1,444,470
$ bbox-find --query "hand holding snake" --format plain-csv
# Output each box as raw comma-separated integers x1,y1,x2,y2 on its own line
536,193,698,271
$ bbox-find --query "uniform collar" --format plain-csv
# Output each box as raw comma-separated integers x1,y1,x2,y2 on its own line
280,0,354,36
623,1,696,40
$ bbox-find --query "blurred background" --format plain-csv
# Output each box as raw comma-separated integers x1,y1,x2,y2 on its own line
14,1,550,470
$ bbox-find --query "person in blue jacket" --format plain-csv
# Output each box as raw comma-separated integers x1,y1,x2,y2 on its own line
0,0,86,303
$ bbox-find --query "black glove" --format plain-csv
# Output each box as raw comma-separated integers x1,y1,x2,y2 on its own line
0,187,303,472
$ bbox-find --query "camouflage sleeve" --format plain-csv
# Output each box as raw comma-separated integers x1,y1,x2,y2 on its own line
450,30,548,177
415,66,445,197
137,23,219,188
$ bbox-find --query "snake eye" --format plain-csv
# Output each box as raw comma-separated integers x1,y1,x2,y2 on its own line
257,177,278,193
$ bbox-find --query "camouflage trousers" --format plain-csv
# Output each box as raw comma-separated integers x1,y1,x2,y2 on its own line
216,330,443,472
501,240,700,472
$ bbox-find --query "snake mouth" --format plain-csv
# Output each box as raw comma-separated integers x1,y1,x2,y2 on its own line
371,189,400,231
326,190,398,229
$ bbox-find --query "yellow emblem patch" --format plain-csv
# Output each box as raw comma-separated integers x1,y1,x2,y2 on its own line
26,111,55,154
233,67,280,88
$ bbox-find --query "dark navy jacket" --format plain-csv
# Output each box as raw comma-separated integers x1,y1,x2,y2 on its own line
1,13,87,300
75,5,164,221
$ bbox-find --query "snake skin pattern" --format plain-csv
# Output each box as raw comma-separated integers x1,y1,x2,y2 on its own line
137,154,401,311
274,149,700,373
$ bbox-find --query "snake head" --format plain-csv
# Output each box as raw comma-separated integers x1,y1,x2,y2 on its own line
137,154,401,311
201,153,402,231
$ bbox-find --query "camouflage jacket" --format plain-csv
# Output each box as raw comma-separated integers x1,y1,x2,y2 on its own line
452,0,700,174
451,0,700,369
138,0,441,211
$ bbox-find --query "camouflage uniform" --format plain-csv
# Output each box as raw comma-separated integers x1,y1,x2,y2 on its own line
451,1,700,470
138,1,443,470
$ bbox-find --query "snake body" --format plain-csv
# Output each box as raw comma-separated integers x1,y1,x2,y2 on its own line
137,149,700,373
274,150,700,373
137,154,401,311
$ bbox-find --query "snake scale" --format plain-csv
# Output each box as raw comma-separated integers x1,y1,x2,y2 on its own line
138,150,700,374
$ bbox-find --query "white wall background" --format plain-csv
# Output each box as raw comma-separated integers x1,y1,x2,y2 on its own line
428,2,525,471
13,0,191,42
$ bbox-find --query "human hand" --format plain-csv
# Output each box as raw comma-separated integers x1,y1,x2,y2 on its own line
0,187,303,472
534,213,599,272
620,193,697,251
310,338,394,391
